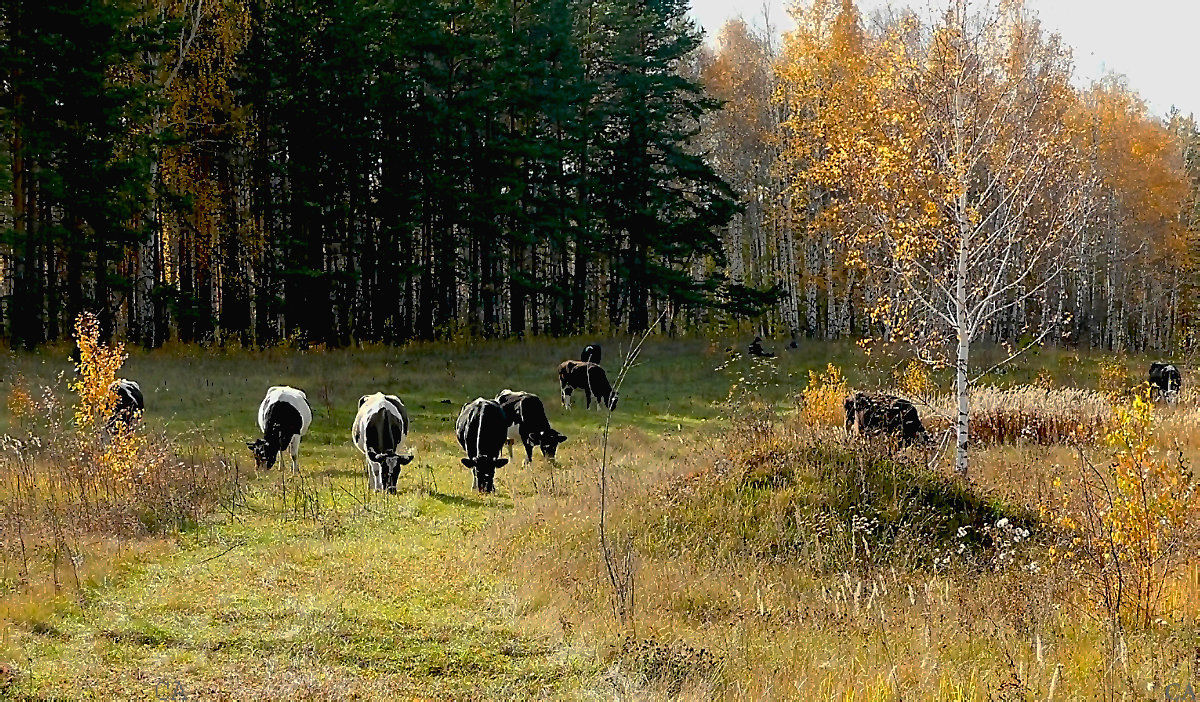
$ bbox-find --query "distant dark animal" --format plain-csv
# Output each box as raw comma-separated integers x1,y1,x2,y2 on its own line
108,379,144,428
455,398,510,493
581,343,602,364
247,386,312,472
352,392,414,493
1149,362,1183,402
496,390,567,464
788,329,800,350
844,392,926,444
558,360,618,411
748,336,775,358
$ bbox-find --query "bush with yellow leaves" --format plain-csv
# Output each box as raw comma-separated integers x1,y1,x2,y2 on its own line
893,359,936,403
1097,355,1130,400
1048,389,1200,629
800,363,848,427
1,313,238,545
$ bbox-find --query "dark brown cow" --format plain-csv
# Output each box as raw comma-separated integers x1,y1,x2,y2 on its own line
844,392,926,444
557,360,618,411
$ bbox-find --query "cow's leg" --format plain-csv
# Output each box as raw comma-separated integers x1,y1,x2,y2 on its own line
289,436,300,474
584,389,592,409
523,441,534,466
561,386,572,409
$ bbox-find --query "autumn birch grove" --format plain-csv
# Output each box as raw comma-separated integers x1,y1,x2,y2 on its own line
0,0,1197,350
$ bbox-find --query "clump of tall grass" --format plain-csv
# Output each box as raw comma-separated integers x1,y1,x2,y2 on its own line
926,385,1113,445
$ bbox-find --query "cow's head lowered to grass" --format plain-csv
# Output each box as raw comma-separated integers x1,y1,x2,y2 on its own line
246,438,279,470
461,454,508,493
367,448,414,493
531,429,568,459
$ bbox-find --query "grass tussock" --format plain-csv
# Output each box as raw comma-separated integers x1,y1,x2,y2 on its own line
952,385,1113,445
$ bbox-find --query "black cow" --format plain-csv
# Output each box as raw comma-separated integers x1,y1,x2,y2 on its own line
581,343,602,364
496,390,567,464
748,336,775,358
1149,362,1183,402
558,360,618,411
844,392,926,444
455,398,510,493
108,379,144,428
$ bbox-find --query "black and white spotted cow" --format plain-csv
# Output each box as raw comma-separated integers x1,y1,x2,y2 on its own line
1149,362,1183,402
495,390,567,465
247,386,312,472
455,398,510,493
352,392,414,493
581,343,602,364
557,360,618,411
108,379,144,428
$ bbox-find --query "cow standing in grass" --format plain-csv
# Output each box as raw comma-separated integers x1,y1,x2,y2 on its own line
748,336,775,358
247,386,312,472
1149,362,1183,403
844,392,926,444
496,390,567,464
558,360,618,411
108,379,144,429
455,398,510,493
352,392,415,493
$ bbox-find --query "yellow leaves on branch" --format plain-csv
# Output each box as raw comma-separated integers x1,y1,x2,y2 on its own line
70,312,127,429
69,312,146,481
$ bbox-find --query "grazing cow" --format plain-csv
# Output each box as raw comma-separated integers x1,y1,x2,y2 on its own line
455,398,510,493
558,360,618,411
352,392,414,493
581,343,602,364
108,379,144,428
247,386,312,472
748,336,775,358
1149,362,1183,402
843,392,926,444
496,390,567,464
787,329,800,350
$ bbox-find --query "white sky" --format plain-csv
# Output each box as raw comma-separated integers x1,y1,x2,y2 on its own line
690,0,1200,119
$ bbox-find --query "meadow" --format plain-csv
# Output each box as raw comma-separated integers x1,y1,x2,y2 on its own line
0,336,1194,699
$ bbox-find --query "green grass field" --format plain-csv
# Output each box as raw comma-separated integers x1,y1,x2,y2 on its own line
0,336,1189,699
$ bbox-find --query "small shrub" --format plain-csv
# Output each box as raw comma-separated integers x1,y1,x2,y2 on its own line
1048,390,1200,629
1098,356,1130,400
894,359,937,403
800,363,848,427
0,313,240,600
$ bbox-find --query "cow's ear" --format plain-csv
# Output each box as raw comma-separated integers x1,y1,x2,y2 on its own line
245,441,256,449
494,458,509,469
555,433,568,444
461,457,475,468
398,454,415,466
359,395,369,407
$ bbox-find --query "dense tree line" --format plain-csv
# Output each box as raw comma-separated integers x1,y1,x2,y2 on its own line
699,1,1200,353
0,0,743,348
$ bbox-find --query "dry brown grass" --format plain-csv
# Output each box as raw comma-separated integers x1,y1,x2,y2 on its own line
496,395,1200,699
